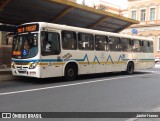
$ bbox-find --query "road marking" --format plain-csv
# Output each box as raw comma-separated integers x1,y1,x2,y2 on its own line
0,73,159,96
137,70,159,73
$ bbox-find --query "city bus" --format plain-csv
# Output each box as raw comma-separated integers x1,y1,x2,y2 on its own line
11,22,154,80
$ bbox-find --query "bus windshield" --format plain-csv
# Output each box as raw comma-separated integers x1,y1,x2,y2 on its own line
12,33,38,59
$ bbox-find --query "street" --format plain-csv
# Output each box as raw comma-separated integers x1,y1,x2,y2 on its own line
0,64,160,121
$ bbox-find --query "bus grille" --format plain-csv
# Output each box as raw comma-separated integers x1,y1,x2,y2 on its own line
15,62,30,65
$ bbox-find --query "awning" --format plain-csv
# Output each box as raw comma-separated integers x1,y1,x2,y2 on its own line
0,0,139,32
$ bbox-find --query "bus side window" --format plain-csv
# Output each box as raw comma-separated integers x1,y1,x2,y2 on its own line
121,38,132,52
109,36,121,51
95,35,109,51
41,31,46,54
132,39,141,52
149,41,154,53
146,41,150,53
62,31,77,50
78,33,94,50
41,31,60,56
141,41,149,53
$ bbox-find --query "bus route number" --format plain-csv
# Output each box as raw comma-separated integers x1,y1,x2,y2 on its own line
17,24,39,33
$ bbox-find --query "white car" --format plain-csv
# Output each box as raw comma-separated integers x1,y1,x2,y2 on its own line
155,57,160,63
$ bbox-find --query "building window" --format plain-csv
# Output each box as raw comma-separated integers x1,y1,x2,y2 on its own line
131,10,136,20
150,8,155,21
140,9,146,21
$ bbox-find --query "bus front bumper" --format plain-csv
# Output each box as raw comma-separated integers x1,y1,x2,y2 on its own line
12,68,40,78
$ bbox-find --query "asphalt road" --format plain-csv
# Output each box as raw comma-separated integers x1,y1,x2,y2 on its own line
0,64,160,121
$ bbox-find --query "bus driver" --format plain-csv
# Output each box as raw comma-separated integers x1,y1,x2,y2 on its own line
23,40,37,58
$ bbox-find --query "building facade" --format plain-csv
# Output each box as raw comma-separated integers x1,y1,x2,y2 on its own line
0,24,12,68
121,0,160,57
96,0,121,15
70,0,160,57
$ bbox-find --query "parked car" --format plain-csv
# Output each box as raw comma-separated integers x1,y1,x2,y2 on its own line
155,57,160,63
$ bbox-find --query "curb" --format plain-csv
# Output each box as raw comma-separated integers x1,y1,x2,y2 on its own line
0,71,12,75
0,69,13,82
0,74,13,82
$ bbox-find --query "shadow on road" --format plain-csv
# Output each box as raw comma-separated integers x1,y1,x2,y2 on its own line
11,71,152,85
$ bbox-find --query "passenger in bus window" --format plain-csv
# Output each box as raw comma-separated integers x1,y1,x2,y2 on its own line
46,41,51,50
45,41,51,52
23,40,30,52
96,42,103,50
23,41,29,57
127,45,132,52
78,42,84,49
133,44,140,52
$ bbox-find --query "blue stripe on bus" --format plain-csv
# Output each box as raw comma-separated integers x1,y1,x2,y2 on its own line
12,59,40,62
12,59,63,63
12,53,154,63
12,59,154,63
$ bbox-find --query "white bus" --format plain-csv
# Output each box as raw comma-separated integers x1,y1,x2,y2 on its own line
11,22,154,80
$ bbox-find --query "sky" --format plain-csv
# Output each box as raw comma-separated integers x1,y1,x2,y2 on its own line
77,0,128,9
102,0,128,9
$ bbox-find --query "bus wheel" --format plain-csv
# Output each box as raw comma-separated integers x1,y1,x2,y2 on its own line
126,62,134,74
64,64,77,81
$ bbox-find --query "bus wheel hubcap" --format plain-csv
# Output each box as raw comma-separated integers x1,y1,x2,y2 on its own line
68,69,74,77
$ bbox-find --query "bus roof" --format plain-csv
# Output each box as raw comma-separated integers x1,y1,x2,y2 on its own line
35,22,152,41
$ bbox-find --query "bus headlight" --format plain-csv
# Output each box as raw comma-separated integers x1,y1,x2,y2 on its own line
11,62,16,69
29,62,39,69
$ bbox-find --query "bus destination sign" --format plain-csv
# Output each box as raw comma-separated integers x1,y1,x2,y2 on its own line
17,24,39,33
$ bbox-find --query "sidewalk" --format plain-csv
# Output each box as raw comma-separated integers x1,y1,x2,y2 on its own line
0,68,13,81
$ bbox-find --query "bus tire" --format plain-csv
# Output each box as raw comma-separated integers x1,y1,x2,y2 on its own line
64,64,77,81
126,62,134,74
